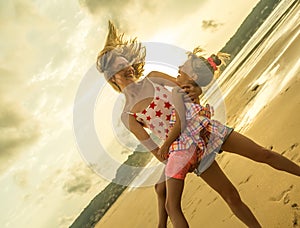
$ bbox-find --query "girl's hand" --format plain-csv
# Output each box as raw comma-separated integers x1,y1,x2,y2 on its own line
151,148,165,162
199,104,214,119
158,145,169,161
180,84,202,103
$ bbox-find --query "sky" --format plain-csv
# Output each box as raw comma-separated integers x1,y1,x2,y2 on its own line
0,0,260,227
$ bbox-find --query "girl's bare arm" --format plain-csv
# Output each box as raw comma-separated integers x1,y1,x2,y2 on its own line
147,71,203,102
146,71,178,87
121,113,163,162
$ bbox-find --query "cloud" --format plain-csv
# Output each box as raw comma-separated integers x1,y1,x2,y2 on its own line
12,169,29,188
79,0,208,40
201,19,223,30
59,216,74,228
0,99,40,172
0,1,55,169
0,0,85,172
62,162,95,195
79,0,132,14
63,175,92,194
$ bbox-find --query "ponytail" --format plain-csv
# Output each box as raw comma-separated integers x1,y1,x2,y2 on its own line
188,47,230,86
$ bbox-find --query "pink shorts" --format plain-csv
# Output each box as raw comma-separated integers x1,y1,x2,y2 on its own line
165,144,198,180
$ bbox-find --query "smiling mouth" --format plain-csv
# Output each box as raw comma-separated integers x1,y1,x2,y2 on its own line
125,73,133,78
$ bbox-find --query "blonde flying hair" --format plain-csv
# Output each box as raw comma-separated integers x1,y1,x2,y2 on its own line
96,21,146,92
97,22,230,91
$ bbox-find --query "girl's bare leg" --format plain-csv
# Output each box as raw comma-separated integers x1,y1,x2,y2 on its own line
165,178,189,228
200,161,261,228
222,131,300,176
155,171,168,228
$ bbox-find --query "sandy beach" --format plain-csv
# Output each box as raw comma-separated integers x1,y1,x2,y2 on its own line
95,73,300,228
96,67,300,228
95,3,300,228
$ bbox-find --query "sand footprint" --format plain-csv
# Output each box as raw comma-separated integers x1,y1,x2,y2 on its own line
281,143,300,162
293,214,300,227
238,175,252,186
269,185,293,204
207,197,218,206
222,160,230,170
289,143,300,161
281,143,299,156
292,204,299,228
293,213,299,228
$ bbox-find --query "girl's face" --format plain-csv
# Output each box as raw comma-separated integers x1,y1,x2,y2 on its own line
111,56,136,91
176,59,195,86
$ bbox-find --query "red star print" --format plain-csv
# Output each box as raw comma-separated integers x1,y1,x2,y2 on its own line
164,101,172,109
158,130,161,134
155,96,159,100
159,121,164,127
142,109,147,114
166,114,171,121
165,129,169,134
163,94,167,98
149,101,157,109
146,116,151,121
156,110,163,117
133,113,137,118
156,86,161,91
149,123,155,129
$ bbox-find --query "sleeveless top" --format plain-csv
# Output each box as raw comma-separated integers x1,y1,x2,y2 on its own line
126,78,229,161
